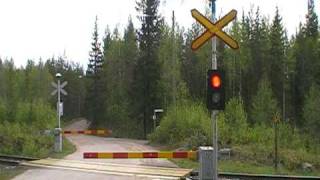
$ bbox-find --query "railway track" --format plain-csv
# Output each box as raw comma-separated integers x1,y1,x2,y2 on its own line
21,158,192,179
1,154,319,179
187,171,320,179
0,154,39,165
220,172,320,179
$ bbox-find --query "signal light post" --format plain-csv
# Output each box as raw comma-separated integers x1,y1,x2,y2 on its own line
190,0,238,179
207,69,225,180
211,1,218,179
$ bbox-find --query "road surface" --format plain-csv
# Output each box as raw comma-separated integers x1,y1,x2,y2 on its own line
13,119,179,180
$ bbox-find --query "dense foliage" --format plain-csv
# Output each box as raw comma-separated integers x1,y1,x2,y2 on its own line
0,60,58,157
0,53,85,156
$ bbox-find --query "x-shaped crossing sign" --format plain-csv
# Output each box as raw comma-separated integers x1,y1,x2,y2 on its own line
51,81,68,96
191,9,239,51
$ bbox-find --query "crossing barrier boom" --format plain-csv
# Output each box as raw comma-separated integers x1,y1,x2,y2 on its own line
63,130,112,135
83,151,197,159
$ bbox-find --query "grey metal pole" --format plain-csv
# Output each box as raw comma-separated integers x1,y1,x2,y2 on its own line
212,110,218,180
58,79,61,129
78,75,82,117
211,1,218,180
212,0,217,70
153,113,156,131
54,75,62,152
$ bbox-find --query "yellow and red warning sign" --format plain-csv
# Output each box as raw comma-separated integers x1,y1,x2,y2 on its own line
191,9,239,51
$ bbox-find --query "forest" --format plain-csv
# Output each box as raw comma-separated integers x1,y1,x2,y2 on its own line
0,0,319,174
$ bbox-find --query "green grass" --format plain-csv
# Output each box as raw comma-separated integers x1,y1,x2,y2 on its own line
171,159,320,177
49,137,76,159
0,137,76,180
0,165,29,180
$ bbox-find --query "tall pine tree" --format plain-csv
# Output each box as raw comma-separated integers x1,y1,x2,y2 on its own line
134,0,163,138
305,0,318,38
268,7,287,120
85,16,104,124
292,1,319,124
250,75,278,125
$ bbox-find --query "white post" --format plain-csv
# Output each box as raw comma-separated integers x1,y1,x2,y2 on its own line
54,73,62,152
58,79,61,129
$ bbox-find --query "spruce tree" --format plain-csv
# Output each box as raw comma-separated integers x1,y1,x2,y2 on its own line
3,59,18,121
134,0,163,138
268,7,287,117
85,16,104,124
123,17,139,107
158,12,187,108
238,13,252,108
305,0,318,38
303,83,320,140
250,75,278,125
87,16,103,76
292,1,319,123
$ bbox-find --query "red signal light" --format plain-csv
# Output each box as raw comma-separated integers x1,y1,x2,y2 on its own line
211,75,221,88
207,70,225,110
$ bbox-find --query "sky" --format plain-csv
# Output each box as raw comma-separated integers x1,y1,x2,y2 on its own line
0,0,318,67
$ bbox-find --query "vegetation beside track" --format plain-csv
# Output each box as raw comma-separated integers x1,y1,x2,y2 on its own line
0,164,29,180
171,159,320,177
149,99,320,176
49,137,76,159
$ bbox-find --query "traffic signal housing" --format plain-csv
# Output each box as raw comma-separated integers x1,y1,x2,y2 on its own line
207,70,225,110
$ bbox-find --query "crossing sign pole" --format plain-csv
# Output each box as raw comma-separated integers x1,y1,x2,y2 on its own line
58,78,61,128
56,77,62,152
211,1,218,179
51,73,68,152
191,1,239,179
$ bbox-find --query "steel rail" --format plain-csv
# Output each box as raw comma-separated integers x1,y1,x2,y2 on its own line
0,154,39,165
187,171,320,179
219,172,320,179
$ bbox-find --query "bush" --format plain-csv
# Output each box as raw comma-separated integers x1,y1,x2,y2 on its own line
218,97,249,146
278,123,306,150
0,100,56,158
147,97,320,173
303,84,320,141
15,100,56,129
280,149,320,170
148,100,211,148
0,121,54,158
247,124,274,147
0,99,6,122
232,145,274,165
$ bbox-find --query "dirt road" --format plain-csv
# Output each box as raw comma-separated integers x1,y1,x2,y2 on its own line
13,119,178,180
